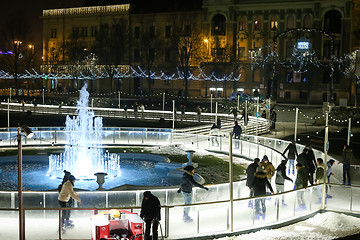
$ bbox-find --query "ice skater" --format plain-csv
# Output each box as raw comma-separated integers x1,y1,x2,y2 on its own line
177,165,208,222
58,175,81,232
250,165,274,220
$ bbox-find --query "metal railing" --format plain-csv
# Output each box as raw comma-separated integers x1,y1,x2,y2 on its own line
0,127,352,239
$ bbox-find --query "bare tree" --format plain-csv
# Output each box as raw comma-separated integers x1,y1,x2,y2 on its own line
92,18,129,91
0,11,31,96
137,16,164,95
170,13,205,101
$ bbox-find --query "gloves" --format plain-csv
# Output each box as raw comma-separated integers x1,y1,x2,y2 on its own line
177,189,181,193
204,187,209,191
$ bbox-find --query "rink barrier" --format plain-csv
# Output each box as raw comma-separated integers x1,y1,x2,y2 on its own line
0,127,349,239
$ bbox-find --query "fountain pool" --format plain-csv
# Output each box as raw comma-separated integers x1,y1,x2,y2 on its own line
0,153,184,191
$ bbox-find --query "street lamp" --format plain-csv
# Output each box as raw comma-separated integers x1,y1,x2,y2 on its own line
204,39,209,60
14,41,22,97
270,26,277,101
17,124,34,240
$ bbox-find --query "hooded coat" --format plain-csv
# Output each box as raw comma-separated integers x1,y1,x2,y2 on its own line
140,193,161,220
260,161,275,179
251,171,274,196
315,163,327,184
275,161,293,185
283,143,298,160
246,162,258,187
295,166,308,189
58,180,80,203
179,171,207,193
342,148,353,165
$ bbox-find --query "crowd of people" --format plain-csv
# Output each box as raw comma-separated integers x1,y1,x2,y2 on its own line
56,141,352,238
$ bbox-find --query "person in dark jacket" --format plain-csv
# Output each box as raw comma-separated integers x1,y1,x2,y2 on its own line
342,145,352,185
305,145,317,185
232,121,242,149
246,158,260,207
275,160,293,206
296,148,309,170
283,140,298,175
140,191,161,240
250,165,274,219
177,165,208,222
295,163,308,210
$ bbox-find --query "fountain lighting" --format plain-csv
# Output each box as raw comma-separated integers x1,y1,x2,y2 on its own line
48,84,120,179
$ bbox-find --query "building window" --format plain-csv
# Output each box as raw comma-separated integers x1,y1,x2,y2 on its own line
90,26,97,37
134,26,140,39
212,14,226,36
149,26,155,38
303,14,312,28
254,17,262,31
285,91,291,99
287,15,295,29
239,17,246,31
134,49,140,62
165,25,171,38
270,16,278,30
149,48,155,62
80,27,87,37
165,48,171,62
184,25,191,37
238,47,245,57
50,28,57,38
324,10,341,34
286,41,294,57
72,27,79,38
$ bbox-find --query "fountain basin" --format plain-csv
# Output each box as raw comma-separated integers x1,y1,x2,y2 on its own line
0,153,183,191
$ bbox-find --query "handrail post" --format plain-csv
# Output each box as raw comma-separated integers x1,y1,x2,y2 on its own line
165,206,169,238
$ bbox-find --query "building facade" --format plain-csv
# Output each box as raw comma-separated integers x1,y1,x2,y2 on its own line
41,0,358,104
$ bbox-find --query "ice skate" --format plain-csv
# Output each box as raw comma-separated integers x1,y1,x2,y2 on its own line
64,219,75,228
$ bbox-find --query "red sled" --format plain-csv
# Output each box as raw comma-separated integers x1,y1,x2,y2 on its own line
91,209,144,240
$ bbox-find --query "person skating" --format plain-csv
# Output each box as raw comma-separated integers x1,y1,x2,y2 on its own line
326,159,336,198
342,145,352,185
260,155,275,181
305,145,317,185
140,191,161,240
250,165,274,220
58,175,81,231
275,160,293,206
210,123,220,146
315,158,326,204
246,158,260,208
282,140,298,175
232,121,242,149
177,165,208,222
295,163,308,210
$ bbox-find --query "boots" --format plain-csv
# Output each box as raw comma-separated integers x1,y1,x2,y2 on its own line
64,219,74,228
183,213,193,222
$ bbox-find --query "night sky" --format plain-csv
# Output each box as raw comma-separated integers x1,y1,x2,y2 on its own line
0,0,86,49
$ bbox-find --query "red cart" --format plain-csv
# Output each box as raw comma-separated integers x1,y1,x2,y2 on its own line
91,209,144,240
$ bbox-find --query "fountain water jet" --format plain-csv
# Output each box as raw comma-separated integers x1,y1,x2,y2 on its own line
48,84,120,179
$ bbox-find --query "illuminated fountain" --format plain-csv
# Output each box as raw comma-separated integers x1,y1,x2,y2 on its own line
47,84,120,179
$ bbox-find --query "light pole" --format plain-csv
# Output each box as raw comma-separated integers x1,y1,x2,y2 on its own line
270,27,277,101
14,40,22,97
17,125,34,240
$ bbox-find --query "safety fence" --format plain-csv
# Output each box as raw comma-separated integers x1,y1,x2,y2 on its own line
0,102,270,135
0,127,354,239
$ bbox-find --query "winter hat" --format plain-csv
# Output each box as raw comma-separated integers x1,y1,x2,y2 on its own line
254,158,260,163
184,165,195,172
68,175,76,182
143,191,152,198
262,155,269,162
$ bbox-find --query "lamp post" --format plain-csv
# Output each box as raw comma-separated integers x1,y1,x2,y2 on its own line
270,26,277,101
17,125,34,240
14,40,22,97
